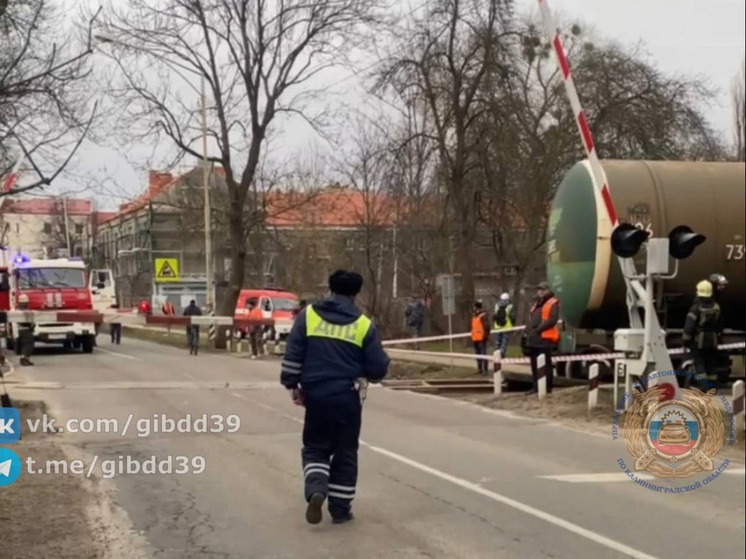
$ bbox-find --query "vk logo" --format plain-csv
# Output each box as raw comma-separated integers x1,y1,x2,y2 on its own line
0,407,21,443
0,448,22,486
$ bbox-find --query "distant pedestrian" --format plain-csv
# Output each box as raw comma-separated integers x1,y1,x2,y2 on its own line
246,300,265,359
525,282,560,394
183,299,202,355
471,301,490,375
109,303,122,345
404,297,426,349
16,294,34,366
492,293,516,359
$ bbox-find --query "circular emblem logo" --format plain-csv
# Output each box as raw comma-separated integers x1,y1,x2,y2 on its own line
623,384,724,480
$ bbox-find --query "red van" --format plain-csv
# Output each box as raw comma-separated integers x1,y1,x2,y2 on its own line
234,288,299,339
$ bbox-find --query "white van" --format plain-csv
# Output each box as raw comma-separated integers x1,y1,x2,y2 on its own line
89,269,116,312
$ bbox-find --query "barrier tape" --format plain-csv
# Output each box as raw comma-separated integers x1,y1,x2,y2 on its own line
387,342,746,366
382,325,527,347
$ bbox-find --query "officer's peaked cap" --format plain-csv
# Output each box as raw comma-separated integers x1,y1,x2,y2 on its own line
329,269,363,296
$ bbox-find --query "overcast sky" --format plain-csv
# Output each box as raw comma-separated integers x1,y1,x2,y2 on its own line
26,0,746,210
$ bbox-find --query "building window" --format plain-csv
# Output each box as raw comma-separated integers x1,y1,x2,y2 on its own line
43,222,52,234
75,223,84,235
344,238,355,251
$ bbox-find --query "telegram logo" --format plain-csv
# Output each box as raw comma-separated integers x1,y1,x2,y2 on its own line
0,448,22,486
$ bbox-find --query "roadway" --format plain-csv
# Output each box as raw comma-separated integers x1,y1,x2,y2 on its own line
5,337,745,559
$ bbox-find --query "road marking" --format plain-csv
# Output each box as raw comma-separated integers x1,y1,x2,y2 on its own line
539,468,746,483
95,347,143,361
231,393,660,559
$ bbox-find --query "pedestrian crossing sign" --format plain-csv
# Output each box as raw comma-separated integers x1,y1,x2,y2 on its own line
154,258,180,283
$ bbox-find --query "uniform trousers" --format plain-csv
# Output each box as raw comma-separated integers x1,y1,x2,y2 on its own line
301,389,362,519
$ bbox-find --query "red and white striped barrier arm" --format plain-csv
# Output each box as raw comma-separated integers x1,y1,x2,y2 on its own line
2,310,274,329
536,0,617,226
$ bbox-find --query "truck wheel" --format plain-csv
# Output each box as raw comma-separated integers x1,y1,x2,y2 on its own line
81,336,94,354
63,341,73,352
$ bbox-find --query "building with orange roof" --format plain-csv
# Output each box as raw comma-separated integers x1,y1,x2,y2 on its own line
92,162,543,333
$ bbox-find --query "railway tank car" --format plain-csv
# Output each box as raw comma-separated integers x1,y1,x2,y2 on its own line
545,159,745,374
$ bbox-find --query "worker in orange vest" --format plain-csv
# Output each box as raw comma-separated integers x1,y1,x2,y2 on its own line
471,301,491,375
161,300,175,316
246,299,265,359
525,282,560,394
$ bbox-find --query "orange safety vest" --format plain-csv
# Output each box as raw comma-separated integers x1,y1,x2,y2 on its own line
471,312,487,342
248,307,263,320
540,297,560,343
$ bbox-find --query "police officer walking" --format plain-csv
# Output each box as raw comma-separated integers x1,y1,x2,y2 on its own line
281,270,390,525
683,280,723,389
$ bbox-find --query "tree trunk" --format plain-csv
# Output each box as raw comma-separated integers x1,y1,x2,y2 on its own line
215,200,246,349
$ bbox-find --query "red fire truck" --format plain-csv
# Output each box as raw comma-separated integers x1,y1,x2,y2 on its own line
1,255,97,353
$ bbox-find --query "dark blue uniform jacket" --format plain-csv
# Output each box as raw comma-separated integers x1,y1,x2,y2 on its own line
280,294,390,398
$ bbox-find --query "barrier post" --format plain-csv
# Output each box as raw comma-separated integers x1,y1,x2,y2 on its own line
588,363,599,410
733,380,745,433
492,350,502,396
537,353,547,400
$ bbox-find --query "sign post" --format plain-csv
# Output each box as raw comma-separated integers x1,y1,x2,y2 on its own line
441,274,455,371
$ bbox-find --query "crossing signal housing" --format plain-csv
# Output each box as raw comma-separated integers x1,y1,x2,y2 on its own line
611,223,650,258
668,225,706,260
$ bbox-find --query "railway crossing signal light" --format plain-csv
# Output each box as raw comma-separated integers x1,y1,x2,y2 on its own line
668,225,706,260
611,223,650,258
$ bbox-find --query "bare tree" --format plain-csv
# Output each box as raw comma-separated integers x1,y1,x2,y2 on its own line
375,0,515,329
1,1,100,196
733,59,746,162
98,0,382,345
333,113,397,326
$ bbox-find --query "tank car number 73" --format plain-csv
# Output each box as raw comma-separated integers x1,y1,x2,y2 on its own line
725,244,745,260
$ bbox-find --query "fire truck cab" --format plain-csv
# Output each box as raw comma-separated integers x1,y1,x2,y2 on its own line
3,255,97,353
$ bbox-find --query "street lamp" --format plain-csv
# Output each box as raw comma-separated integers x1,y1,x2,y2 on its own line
94,33,214,310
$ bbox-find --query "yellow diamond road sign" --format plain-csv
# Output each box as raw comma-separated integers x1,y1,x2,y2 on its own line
155,258,180,283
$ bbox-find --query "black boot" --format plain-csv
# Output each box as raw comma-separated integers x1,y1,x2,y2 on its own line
305,492,325,525
332,512,354,525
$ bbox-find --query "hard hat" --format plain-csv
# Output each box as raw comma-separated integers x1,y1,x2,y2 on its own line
708,273,727,288
696,280,713,298
18,294,30,304
499,293,510,301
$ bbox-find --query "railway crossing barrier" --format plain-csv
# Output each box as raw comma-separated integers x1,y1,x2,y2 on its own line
734,380,745,433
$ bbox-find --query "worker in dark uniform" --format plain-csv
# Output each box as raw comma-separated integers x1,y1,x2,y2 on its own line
281,270,390,525
183,299,202,355
708,273,728,303
17,294,35,366
683,280,723,389
707,274,729,385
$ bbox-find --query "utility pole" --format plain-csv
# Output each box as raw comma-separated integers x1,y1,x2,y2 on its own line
201,75,213,311
62,197,72,257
